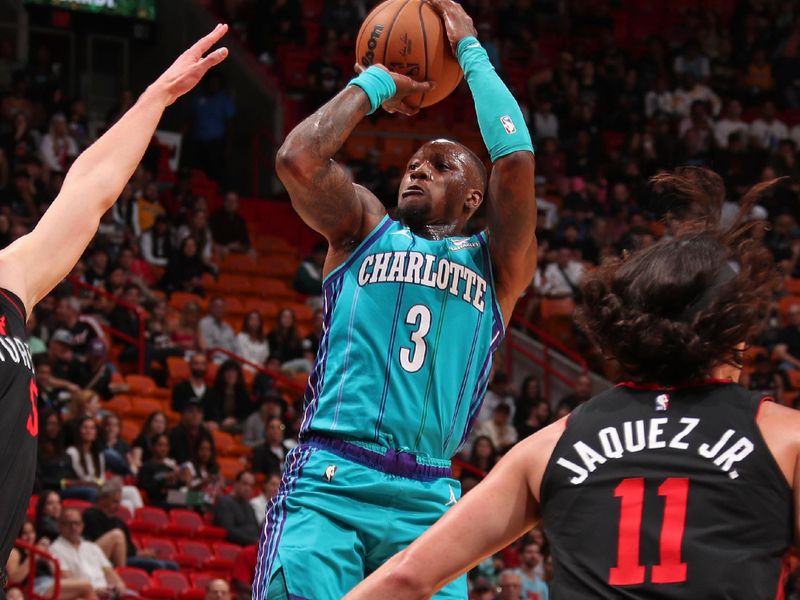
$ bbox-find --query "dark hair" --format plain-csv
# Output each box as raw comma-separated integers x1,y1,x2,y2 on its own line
35,491,59,523
38,409,63,457
235,470,253,482
651,166,724,227
517,376,541,403
74,416,103,476
214,359,245,391
139,410,167,439
576,175,780,385
240,310,264,341
468,435,497,472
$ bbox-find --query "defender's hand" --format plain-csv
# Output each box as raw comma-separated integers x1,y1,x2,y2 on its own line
150,24,229,107
426,0,478,54
354,63,435,116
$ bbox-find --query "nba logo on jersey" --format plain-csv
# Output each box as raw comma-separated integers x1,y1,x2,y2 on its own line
500,115,517,134
324,465,337,482
655,393,670,411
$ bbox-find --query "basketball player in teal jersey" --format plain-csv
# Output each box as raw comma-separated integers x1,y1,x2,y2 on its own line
253,1,537,598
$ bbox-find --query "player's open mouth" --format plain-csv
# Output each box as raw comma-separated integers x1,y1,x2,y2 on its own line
402,185,425,198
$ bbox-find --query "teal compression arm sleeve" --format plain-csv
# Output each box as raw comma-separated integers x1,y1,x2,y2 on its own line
457,37,535,161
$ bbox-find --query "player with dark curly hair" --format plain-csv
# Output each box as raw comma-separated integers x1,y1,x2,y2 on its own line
346,171,796,600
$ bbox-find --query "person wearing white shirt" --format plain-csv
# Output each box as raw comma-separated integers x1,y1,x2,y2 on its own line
49,508,127,595
39,113,79,172
645,77,674,118
250,473,282,526
542,248,585,298
474,403,518,453
672,75,721,117
533,99,559,141
199,296,237,362
750,101,790,150
235,311,270,371
714,99,749,148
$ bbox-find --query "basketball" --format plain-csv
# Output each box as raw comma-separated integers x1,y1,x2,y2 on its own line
355,0,463,109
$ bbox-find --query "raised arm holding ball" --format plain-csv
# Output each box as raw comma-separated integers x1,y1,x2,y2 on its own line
253,1,536,598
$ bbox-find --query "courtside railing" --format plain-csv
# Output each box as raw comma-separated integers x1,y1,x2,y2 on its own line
504,313,589,401
11,539,62,600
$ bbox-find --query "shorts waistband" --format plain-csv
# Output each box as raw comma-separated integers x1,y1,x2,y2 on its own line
303,434,452,482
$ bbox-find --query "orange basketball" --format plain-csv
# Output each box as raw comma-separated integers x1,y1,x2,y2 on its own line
355,0,463,109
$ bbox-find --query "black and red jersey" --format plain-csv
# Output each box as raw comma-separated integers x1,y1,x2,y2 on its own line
0,289,38,573
540,381,793,600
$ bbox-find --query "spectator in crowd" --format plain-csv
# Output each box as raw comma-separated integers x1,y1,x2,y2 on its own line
478,371,515,423
236,310,269,372
161,236,211,295
177,207,215,266
108,284,145,364
83,480,179,572
533,99,559,143
475,403,518,454
307,41,343,110
303,308,324,356
209,191,250,254
137,433,187,508
54,296,103,359
199,296,237,361
135,182,166,233
132,410,168,463
100,413,138,476
513,375,542,433
516,541,549,599
251,416,291,476
497,569,524,600
6,519,93,600
3,111,38,169
209,359,252,431
741,353,786,406
62,390,101,449
169,398,216,464
186,72,236,184
242,391,285,449
111,182,140,239
34,356,78,410
749,100,789,151
714,99,749,148
171,301,203,353
251,472,282,526
3,167,41,225
140,214,172,268
172,352,221,418
49,508,127,597
36,409,96,501
39,113,77,173
213,471,260,546
267,308,303,363
205,578,232,600
293,242,326,302
47,329,88,387
465,436,497,476
517,401,553,440
84,339,125,401
560,374,593,409
542,247,584,299
35,490,61,542
185,437,221,498
774,302,800,371
673,39,710,81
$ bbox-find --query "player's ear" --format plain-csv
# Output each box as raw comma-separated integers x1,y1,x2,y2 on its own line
464,189,483,213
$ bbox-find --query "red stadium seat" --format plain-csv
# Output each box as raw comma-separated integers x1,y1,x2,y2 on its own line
190,572,217,590
178,590,205,600
140,537,177,561
134,507,169,530
212,542,241,563
117,566,153,592
152,570,190,595
177,540,213,564
126,374,157,395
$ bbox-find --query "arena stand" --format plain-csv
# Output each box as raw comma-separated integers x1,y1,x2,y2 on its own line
4,0,800,597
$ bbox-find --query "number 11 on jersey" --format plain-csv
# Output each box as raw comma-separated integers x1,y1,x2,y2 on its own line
609,477,689,586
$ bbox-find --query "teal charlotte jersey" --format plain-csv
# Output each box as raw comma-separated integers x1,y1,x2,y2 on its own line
300,215,505,460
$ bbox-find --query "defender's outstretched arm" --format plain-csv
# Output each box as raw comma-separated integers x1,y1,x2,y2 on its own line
0,25,229,315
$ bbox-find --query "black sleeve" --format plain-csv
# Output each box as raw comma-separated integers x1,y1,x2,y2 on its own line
172,382,189,413
213,497,259,546
81,508,105,541
202,389,223,423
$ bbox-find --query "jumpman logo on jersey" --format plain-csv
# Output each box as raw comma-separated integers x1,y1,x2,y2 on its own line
390,228,413,239
445,484,457,506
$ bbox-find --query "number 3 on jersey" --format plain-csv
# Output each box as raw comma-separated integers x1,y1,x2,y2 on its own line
400,305,431,373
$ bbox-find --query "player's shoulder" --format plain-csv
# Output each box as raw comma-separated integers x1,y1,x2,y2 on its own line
757,399,800,434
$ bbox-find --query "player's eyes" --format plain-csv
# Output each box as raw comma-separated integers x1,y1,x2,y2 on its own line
437,163,448,170
408,163,418,171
